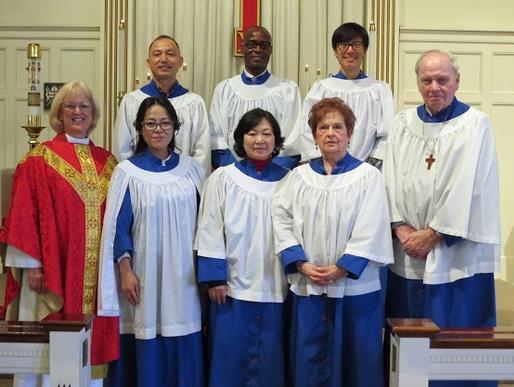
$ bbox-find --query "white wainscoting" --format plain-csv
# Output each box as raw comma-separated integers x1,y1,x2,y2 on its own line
0,25,102,170
397,28,514,281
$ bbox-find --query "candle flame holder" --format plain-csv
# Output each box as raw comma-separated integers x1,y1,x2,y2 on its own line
23,43,45,149
22,116,45,149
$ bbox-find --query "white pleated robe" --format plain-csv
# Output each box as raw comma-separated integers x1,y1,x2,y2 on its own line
273,162,394,298
383,107,501,284
298,77,395,161
98,155,204,339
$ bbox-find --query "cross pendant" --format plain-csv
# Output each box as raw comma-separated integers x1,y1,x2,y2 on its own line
425,153,435,170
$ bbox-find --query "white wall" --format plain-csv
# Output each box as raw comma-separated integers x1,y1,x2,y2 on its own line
0,0,103,170
0,0,101,26
400,0,514,31
398,0,514,281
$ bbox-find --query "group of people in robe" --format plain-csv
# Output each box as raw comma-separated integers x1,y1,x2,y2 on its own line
0,20,500,387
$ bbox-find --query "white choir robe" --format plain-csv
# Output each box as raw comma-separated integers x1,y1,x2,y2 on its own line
274,160,393,295
273,158,394,387
195,161,289,387
196,162,288,302
383,104,500,387
98,155,203,339
209,73,302,160
298,76,395,162
112,86,211,176
383,107,500,284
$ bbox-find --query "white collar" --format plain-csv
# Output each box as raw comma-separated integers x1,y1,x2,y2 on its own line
243,69,268,79
65,133,90,145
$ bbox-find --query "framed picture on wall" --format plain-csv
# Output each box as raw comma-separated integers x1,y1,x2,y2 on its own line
44,83,64,110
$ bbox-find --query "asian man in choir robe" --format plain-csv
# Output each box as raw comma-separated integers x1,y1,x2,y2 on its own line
112,35,210,176
210,26,302,170
383,49,500,387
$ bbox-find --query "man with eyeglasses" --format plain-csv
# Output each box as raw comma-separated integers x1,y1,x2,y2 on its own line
112,35,210,176
210,26,302,169
298,22,395,169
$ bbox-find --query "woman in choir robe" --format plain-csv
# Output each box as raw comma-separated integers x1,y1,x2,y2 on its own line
195,108,289,387
98,96,204,387
0,80,119,387
273,97,394,387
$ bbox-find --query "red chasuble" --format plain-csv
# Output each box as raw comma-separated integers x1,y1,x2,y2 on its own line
0,133,119,365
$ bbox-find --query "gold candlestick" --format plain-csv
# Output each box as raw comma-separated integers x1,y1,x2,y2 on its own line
24,43,45,149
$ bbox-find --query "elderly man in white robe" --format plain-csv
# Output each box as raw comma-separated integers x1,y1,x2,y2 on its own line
383,49,500,387
298,22,395,168
210,26,302,170
112,35,210,176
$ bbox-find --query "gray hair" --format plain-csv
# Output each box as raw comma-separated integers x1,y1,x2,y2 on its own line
415,49,459,77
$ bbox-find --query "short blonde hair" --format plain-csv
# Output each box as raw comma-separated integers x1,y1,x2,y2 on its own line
48,80,100,133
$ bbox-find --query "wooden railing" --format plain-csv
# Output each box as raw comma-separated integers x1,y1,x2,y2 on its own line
388,318,514,386
0,313,94,387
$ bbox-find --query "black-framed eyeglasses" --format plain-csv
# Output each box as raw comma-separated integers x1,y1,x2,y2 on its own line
142,120,173,132
337,41,365,51
244,40,272,50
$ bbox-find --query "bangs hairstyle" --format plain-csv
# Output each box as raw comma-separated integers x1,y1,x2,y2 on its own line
49,80,100,133
233,108,285,159
308,97,356,137
133,96,181,155
331,22,369,50
148,35,180,55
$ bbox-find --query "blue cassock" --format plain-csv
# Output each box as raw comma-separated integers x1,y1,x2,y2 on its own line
198,159,288,387
385,98,497,387
280,154,385,387
107,151,204,387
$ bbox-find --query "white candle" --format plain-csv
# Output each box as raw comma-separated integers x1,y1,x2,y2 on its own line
27,43,41,123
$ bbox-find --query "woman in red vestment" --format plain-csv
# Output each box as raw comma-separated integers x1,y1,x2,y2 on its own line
0,80,119,387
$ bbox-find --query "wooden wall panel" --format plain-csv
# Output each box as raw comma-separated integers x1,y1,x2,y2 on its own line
0,26,101,170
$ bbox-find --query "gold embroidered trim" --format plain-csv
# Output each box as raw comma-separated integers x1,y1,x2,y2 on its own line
30,145,115,314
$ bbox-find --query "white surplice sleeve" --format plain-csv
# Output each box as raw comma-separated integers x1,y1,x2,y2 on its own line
370,83,395,160
344,169,394,264
272,172,302,254
194,169,226,259
279,82,303,156
209,81,231,151
97,164,131,317
429,113,500,243
178,94,211,178
383,112,405,224
112,93,139,161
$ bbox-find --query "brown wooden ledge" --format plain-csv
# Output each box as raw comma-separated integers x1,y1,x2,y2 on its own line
0,313,94,343
388,318,514,349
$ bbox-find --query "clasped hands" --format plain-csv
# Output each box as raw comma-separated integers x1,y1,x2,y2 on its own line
297,262,347,285
395,224,441,259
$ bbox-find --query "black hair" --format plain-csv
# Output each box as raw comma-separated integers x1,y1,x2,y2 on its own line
148,35,180,55
331,22,369,50
133,96,180,155
233,108,285,159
